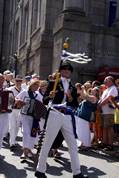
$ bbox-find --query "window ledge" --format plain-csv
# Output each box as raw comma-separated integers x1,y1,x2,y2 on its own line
30,26,41,38
19,41,27,50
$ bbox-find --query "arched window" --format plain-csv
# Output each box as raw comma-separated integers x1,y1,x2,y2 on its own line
108,0,117,26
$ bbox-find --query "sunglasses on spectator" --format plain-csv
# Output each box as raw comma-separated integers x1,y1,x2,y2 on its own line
16,80,22,82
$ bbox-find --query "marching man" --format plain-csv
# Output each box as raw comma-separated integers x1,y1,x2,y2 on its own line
0,74,13,149
8,75,24,151
35,61,88,178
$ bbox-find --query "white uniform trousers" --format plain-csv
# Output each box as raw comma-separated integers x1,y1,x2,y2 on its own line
75,116,91,147
0,113,9,148
9,109,21,146
3,116,9,138
36,110,81,175
21,114,36,149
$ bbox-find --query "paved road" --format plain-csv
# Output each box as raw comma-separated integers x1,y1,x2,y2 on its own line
0,133,119,178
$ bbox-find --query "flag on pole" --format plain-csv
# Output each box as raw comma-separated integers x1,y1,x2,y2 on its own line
61,50,92,64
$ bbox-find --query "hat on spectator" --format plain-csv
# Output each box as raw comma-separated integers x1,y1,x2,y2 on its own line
15,75,23,81
32,73,40,79
25,75,31,81
29,79,40,89
3,70,11,75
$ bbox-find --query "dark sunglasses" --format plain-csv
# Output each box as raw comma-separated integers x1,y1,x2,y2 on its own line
16,80,22,82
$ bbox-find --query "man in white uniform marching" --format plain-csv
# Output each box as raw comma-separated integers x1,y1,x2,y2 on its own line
35,61,88,178
8,75,23,151
0,74,13,149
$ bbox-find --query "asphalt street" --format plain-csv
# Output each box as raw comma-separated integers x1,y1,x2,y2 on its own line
0,132,119,178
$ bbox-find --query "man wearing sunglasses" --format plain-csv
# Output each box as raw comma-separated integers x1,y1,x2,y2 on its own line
8,75,23,151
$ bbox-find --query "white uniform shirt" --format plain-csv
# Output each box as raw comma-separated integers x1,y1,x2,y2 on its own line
3,81,14,89
8,86,23,97
16,90,42,102
100,85,118,114
61,77,70,104
21,83,29,91
16,90,43,115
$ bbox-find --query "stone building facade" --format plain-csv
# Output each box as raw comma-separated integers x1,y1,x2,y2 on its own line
6,0,119,82
0,0,4,69
0,0,10,72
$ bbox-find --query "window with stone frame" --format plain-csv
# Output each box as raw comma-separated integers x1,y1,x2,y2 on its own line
20,2,23,45
108,0,117,27
20,2,29,45
15,19,19,51
56,0,64,17
31,0,38,33
9,31,13,55
38,0,42,26
10,0,14,21
24,3,29,41
14,0,17,10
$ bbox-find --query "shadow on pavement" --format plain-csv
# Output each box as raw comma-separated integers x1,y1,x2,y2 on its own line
46,156,106,178
11,145,23,157
78,148,119,163
59,145,68,152
81,165,106,178
0,158,27,178
46,156,71,176
16,136,23,142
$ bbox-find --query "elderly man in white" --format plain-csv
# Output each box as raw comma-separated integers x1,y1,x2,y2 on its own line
98,76,118,151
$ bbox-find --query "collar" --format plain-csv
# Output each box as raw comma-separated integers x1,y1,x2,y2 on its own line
15,87,21,93
61,77,71,83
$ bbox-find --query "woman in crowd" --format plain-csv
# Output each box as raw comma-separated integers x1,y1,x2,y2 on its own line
91,83,105,146
15,80,42,158
75,85,99,150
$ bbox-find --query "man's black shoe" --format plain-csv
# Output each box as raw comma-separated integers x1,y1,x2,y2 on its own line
10,145,16,152
73,173,88,178
3,135,9,142
35,171,47,178
103,145,114,152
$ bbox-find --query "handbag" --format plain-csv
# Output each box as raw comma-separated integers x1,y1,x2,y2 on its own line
114,109,119,124
90,112,96,122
